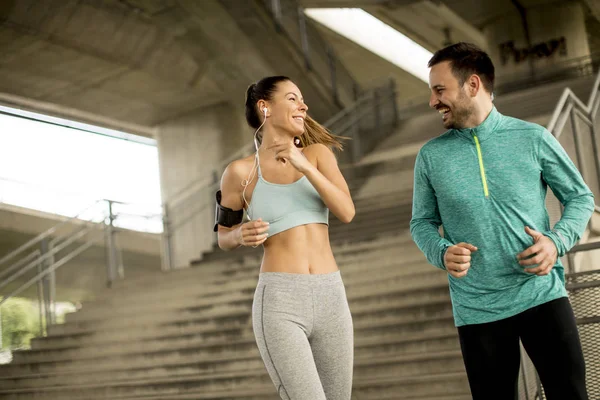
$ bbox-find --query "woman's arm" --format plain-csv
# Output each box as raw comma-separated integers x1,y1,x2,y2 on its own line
268,141,355,223
217,160,269,250
303,144,355,223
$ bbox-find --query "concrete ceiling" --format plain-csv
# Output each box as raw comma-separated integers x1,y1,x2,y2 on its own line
301,0,593,53
0,0,595,140
368,1,488,52
0,0,273,137
300,0,488,53
312,22,429,106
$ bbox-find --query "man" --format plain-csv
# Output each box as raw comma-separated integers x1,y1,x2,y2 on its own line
410,42,592,399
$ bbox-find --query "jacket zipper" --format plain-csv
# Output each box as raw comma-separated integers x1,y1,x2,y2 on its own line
473,133,489,198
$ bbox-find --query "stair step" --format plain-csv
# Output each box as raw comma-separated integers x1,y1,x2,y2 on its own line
0,346,464,391
1,327,460,387
1,311,455,376
0,368,469,400
50,269,447,336
65,252,430,324
19,301,454,365
33,286,450,352
10,299,454,365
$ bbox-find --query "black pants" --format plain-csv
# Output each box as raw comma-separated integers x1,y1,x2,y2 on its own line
458,297,588,400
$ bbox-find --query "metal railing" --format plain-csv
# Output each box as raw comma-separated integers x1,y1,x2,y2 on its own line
565,264,600,400
0,198,161,340
545,67,600,274
522,253,600,400
261,0,360,107
518,68,600,400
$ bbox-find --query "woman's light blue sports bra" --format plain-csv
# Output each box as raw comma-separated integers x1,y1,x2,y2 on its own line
247,156,329,237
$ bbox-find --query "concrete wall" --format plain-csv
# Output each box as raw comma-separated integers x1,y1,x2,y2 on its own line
157,102,249,268
484,1,590,82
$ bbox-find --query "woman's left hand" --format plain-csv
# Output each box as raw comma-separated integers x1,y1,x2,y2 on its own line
268,141,313,173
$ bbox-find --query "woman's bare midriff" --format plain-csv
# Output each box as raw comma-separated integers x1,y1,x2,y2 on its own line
260,223,338,274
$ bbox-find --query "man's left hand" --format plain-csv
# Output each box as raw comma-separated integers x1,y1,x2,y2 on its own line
517,226,558,276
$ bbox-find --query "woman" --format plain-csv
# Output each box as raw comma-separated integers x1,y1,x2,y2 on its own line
215,76,355,399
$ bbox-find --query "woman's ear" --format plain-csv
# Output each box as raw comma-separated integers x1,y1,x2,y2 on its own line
257,100,267,114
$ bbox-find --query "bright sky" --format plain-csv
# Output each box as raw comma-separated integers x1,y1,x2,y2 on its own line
304,8,433,83
0,107,163,233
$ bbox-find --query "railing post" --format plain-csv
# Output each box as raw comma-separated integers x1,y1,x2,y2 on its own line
353,82,360,102
566,252,576,275
351,115,361,163
389,78,398,127
374,89,381,140
326,45,339,106
271,0,282,32
571,111,586,192
161,203,173,271
297,6,311,71
36,257,45,336
105,200,118,287
40,239,56,327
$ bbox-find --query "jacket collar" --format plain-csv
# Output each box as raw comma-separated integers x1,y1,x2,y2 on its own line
453,106,501,142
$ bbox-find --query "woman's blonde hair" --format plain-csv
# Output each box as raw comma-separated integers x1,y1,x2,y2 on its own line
298,115,347,151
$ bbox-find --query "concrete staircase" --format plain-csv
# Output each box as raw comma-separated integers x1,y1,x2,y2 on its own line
0,233,469,399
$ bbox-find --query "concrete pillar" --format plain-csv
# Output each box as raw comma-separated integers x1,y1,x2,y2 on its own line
483,1,590,86
157,102,249,268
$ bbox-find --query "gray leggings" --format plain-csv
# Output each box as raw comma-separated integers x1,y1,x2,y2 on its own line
252,271,354,400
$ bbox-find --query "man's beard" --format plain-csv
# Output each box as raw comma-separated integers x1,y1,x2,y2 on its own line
444,91,474,129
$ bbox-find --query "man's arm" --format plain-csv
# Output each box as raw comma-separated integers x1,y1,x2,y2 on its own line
410,150,453,269
539,128,595,256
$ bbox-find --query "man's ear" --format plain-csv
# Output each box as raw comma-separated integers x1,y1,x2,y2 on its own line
467,74,481,97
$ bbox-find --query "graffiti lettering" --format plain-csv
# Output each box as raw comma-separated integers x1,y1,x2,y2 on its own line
499,37,567,65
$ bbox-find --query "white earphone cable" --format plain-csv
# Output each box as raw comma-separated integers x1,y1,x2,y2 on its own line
241,107,268,221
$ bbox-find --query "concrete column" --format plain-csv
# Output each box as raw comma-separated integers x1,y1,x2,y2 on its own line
483,1,590,86
157,102,249,268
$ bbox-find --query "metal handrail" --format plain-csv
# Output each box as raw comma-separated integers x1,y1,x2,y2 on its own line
0,250,41,282
0,194,163,338
0,228,104,307
0,199,105,269
544,68,600,221
547,70,600,134
0,223,96,291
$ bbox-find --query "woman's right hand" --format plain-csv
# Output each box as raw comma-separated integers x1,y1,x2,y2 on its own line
238,218,270,247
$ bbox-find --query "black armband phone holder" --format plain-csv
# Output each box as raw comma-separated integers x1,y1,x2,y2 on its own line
213,190,244,232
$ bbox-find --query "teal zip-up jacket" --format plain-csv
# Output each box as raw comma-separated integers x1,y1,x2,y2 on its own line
410,106,594,326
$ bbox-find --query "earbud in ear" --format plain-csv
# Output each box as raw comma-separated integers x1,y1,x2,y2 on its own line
263,108,268,115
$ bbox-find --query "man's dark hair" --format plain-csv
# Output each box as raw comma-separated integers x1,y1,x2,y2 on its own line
428,42,495,94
